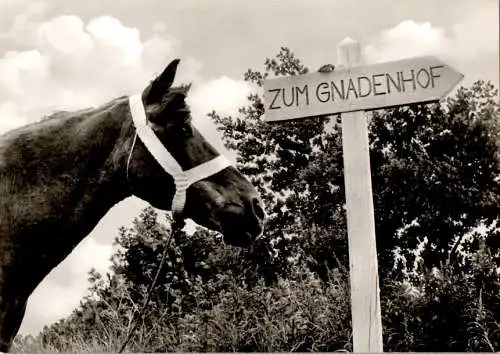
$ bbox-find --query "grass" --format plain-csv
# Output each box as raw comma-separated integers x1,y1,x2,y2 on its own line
11,268,352,353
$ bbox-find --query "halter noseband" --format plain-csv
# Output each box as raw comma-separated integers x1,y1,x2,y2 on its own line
127,93,232,220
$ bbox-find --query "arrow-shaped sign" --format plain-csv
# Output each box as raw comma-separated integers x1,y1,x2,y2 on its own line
263,56,464,122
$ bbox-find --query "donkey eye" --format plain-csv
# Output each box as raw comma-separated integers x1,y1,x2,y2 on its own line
181,123,193,137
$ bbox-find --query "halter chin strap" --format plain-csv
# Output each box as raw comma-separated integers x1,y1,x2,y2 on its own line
128,93,232,220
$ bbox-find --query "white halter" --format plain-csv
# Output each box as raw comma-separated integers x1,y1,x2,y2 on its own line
128,93,232,218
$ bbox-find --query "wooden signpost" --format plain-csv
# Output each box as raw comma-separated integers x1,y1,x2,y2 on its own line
262,37,464,352
264,49,464,122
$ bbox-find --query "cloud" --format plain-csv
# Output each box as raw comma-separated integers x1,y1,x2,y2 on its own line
365,5,498,63
188,76,254,163
364,5,499,88
1,13,252,335
189,75,252,118
0,0,49,46
364,20,448,63
0,14,203,133
0,13,252,134
188,76,253,156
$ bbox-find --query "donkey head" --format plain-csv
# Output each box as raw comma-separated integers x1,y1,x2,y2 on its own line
126,59,265,247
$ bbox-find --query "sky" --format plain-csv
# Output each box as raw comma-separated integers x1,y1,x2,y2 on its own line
0,0,497,335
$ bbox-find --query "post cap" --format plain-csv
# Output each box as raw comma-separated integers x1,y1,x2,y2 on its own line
337,37,362,68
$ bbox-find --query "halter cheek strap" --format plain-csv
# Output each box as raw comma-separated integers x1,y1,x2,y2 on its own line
128,94,232,219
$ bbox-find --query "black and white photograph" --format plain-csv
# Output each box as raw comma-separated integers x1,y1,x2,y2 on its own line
0,0,498,352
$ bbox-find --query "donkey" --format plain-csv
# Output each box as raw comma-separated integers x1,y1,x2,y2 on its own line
0,58,265,351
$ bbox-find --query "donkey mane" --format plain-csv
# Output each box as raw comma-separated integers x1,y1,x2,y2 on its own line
3,96,130,137
0,96,130,195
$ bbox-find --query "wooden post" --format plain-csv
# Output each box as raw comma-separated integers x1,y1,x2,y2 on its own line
338,37,383,352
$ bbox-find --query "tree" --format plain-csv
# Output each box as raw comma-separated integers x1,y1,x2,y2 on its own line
211,49,500,282
369,80,500,277
209,47,347,281
15,47,500,353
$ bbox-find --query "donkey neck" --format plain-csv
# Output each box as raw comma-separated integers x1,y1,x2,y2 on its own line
0,96,135,264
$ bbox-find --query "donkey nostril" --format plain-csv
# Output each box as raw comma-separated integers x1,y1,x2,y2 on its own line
252,197,265,221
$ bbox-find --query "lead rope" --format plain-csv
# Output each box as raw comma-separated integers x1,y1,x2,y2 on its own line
118,94,231,352
119,109,182,353
117,217,185,353
119,131,185,353
125,132,138,183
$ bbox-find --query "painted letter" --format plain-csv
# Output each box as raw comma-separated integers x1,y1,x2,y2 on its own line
283,87,295,107
296,85,309,106
386,72,401,94
346,78,358,100
332,80,345,101
416,68,431,89
357,76,372,98
400,69,416,92
268,88,281,110
372,74,386,95
430,65,444,88
316,82,330,103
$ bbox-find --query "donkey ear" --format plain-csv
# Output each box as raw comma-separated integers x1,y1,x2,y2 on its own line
143,58,180,105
